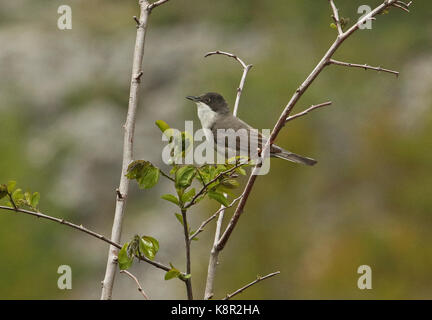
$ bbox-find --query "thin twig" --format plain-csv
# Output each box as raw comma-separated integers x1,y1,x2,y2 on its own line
181,208,193,300
147,0,172,12
160,169,175,182
286,101,332,123
0,205,172,272
189,193,244,242
120,270,150,300
329,0,343,35
205,51,252,115
328,59,399,76
223,271,281,300
184,162,245,209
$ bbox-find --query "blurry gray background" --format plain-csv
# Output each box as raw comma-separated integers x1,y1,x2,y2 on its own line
0,0,431,299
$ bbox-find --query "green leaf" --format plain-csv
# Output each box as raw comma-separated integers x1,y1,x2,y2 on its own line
24,192,31,204
31,192,40,208
0,185,8,200
139,235,159,261
208,191,229,207
175,213,184,226
330,23,337,29
182,274,192,279
220,179,239,189
7,181,16,193
236,166,247,176
175,166,196,188
118,242,133,270
12,188,23,202
139,166,159,189
181,188,195,203
155,120,170,133
165,267,181,280
161,194,179,206
126,160,160,189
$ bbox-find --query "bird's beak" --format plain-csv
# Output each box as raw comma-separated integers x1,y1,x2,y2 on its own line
186,95,200,102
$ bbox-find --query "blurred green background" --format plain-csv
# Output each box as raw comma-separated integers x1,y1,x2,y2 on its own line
0,0,431,299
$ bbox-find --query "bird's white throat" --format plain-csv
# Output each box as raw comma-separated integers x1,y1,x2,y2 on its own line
196,102,218,129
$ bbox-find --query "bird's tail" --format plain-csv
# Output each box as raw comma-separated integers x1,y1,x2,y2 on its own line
272,151,317,166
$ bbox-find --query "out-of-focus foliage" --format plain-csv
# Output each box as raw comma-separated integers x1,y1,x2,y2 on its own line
0,0,431,299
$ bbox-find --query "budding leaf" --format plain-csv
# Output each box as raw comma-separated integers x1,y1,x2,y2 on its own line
181,188,195,203
0,185,8,200
175,166,196,189
126,160,160,189
330,23,337,29
31,192,40,208
139,235,159,261
220,179,239,189
155,120,170,133
208,191,229,207
118,242,133,270
165,267,181,280
161,194,180,205
175,213,184,226
12,188,23,202
7,181,16,194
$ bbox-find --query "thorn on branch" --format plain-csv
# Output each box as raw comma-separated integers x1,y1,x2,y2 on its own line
134,71,144,82
133,16,140,27
116,188,124,200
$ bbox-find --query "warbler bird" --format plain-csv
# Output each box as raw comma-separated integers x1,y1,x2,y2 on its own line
186,92,317,166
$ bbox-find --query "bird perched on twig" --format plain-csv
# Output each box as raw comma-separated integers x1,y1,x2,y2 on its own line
186,92,317,166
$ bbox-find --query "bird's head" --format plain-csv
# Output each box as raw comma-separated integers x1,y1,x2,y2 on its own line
186,92,230,115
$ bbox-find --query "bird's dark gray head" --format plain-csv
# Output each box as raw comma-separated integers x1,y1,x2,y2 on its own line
186,92,230,114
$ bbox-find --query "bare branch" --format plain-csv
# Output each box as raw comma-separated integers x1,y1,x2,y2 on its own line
189,193,244,242
147,0,172,12
223,271,281,300
328,0,343,35
205,51,253,115
120,270,150,300
286,101,332,123
328,59,399,76
0,205,172,272
101,0,152,300
204,205,225,300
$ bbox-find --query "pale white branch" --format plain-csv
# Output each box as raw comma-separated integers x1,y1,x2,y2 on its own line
147,0,172,11
329,0,343,35
205,50,252,115
120,270,150,300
